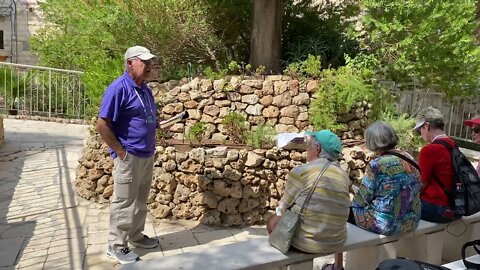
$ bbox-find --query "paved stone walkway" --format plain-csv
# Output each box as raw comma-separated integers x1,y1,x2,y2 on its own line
0,118,332,270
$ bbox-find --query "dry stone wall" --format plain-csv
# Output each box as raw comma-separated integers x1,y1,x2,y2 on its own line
150,76,372,141
75,76,375,225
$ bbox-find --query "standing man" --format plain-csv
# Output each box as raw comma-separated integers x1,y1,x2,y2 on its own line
96,46,159,264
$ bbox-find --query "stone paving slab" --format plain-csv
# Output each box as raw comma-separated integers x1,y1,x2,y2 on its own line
0,119,337,270
0,238,24,267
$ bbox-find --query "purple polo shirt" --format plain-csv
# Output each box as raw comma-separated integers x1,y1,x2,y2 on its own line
98,72,157,159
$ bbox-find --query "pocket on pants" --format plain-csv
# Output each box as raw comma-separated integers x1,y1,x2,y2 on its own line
114,175,133,199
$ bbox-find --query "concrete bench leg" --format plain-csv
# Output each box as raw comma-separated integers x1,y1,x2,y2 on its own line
396,230,444,264
282,260,313,270
345,242,397,270
442,221,480,262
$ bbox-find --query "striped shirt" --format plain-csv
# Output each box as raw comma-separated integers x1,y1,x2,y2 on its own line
279,157,351,253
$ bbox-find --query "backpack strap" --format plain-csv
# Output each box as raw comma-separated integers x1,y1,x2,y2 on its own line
462,240,480,269
385,150,421,173
431,140,456,205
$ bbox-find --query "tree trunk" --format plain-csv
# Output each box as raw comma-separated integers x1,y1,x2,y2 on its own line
249,0,283,74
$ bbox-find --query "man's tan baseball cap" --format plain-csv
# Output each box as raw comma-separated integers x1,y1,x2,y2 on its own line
124,46,157,61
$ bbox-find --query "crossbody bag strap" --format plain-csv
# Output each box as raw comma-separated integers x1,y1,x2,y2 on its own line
299,161,332,215
385,150,421,172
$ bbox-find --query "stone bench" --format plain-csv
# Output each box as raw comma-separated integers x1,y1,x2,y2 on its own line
119,220,455,270
441,212,480,262
442,255,480,269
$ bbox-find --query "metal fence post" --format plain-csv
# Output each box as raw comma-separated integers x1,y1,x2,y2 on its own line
48,69,52,119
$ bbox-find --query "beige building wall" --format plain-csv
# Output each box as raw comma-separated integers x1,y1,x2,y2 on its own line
0,0,43,65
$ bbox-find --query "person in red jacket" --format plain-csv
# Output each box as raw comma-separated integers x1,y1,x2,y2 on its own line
414,107,459,223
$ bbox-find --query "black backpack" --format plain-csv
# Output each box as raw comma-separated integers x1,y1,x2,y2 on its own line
376,258,450,270
432,140,480,216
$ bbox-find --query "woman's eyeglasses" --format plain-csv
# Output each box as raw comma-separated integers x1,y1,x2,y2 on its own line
473,127,480,134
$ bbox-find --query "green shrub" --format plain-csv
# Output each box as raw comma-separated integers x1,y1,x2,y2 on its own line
284,55,323,78
221,112,248,144
186,122,207,143
246,124,276,149
380,111,424,155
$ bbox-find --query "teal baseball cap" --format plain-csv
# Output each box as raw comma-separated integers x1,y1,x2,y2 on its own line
305,130,342,155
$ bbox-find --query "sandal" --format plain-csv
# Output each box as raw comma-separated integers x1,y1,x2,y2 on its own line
321,263,344,270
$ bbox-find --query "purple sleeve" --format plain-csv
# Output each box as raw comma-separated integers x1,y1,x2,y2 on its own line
98,84,123,122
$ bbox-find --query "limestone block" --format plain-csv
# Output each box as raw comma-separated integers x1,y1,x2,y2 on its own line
222,214,243,226
293,93,310,105
241,94,259,104
213,79,226,91
272,92,292,107
200,79,213,92
212,92,227,99
242,209,263,225
245,104,264,116
203,105,220,116
259,95,273,106
206,146,227,158
215,100,231,107
262,106,279,119
239,85,254,94
274,81,289,95
200,210,222,225
222,165,242,181
217,198,240,214
262,80,274,95
242,80,263,89
150,203,172,219
306,80,318,93
189,148,206,164
245,152,264,167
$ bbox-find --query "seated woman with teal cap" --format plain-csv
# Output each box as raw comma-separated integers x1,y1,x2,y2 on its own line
267,130,351,254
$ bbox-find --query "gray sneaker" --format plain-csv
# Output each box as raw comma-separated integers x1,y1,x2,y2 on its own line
128,235,159,249
106,247,139,264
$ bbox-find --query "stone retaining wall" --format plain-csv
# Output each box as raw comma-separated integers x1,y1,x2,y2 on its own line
149,76,372,141
75,76,375,225
75,134,373,226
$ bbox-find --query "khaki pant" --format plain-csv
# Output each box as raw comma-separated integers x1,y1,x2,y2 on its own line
108,152,154,251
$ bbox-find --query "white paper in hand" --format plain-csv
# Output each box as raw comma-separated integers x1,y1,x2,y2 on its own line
276,132,305,149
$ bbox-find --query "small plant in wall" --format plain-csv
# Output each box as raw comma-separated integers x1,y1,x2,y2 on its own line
221,112,248,144
246,124,276,149
186,122,207,144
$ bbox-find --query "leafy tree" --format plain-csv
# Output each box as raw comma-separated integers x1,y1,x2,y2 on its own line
283,0,359,68
356,0,480,97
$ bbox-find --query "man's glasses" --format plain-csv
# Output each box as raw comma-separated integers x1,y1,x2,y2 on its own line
473,127,480,134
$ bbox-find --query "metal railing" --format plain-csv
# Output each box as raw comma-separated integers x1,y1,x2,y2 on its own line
392,89,480,140
0,62,88,119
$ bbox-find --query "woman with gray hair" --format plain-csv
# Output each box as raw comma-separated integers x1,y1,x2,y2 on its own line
325,121,421,270
267,130,351,255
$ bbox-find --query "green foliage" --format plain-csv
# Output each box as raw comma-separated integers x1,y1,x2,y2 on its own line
284,55,323,78
309,64,381,131
283,0,360,68
246,124,276,149
0,67,33,109
380,111,424,154
221,112,248,144
356,0,480,97
186,122,207,143
31,0,248,117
